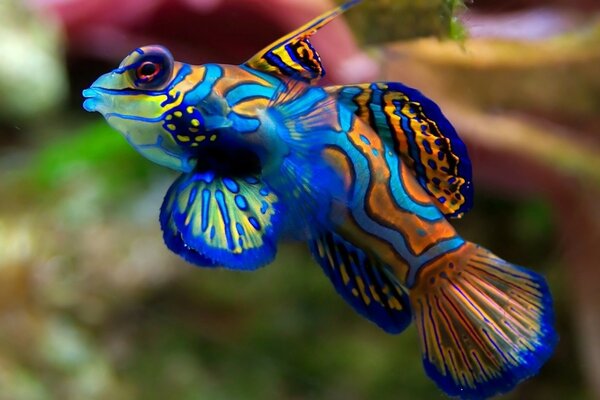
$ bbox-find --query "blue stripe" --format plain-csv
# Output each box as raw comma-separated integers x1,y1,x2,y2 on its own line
330,133,419,266
215,190,235,250
264,51,298,77
336,86,441,220
105,112,165,123
87,87,164,97
228,113,261,133
284,43,303,66
225,83,272,106
183,64,223,104
201,189,211,232
407,238,466,287
384,150,443,222
337,101,356,132
168,64,192,91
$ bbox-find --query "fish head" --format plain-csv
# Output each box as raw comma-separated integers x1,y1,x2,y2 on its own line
82,45,201,172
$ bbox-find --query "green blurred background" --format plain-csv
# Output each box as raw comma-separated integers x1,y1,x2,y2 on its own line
1,0,599,399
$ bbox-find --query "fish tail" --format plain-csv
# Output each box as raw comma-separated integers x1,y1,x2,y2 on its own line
408,242,557,399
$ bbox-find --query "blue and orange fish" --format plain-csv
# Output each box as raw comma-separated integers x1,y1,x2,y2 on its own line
82,1,557,398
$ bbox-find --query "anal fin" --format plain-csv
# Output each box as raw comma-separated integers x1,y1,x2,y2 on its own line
310,230,412,334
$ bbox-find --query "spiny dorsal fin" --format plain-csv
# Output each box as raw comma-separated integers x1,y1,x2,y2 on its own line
245,0,362,83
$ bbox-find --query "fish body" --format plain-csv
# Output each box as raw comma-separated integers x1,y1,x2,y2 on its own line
82,1,557,398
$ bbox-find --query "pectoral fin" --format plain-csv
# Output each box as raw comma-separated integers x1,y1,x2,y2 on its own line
160,171,283,270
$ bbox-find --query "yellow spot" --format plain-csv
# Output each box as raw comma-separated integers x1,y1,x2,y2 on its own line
340,263,350,285
195,135,206,142
369,285,382,303
352,288,359,297
167,124,176,130
326,252,336,272
191,119,200,127
210,134,217,142
316,241,325,257
177,135,190,142
190,128,199,133
166,115,173,120
191,143,199,147
356,277,370,305
174,111,183,118
187,106,194,114
388,297,402,310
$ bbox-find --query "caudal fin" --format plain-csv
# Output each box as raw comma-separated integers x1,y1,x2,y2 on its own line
409,242,557,399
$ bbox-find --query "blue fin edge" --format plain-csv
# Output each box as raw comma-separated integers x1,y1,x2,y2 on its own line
161,172,285,270
159,210,218,268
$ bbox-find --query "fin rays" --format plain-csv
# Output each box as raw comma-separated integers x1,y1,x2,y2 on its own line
411,243,557,399
310,230,413,334
245,0,362,82
160,171,283,269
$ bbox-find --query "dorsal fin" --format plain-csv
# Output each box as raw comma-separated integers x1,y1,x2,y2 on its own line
326,82,473,218
244,0,362,83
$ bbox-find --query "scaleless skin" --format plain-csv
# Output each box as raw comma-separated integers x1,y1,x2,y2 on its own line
83,2,557,398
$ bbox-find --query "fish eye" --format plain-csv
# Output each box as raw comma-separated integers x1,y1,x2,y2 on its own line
128,46,174,90
137,61,160,80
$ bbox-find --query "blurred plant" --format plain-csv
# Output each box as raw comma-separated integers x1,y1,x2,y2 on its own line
343,0,467,43
0,0,67,120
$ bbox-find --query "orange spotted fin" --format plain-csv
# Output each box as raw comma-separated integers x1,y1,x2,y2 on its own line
326,82,473,218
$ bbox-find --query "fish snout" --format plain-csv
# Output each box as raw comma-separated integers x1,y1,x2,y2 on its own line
82,87,101,112
82,72,121,113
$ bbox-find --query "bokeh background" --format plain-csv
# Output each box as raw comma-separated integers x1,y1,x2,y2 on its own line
1,0,599,399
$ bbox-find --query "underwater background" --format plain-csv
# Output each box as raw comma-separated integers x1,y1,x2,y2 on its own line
1,0,599,399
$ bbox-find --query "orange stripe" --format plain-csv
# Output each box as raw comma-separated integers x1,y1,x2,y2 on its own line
321,147,411,279
346,119,458,257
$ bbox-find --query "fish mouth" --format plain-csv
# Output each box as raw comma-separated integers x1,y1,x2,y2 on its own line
82,87,101,112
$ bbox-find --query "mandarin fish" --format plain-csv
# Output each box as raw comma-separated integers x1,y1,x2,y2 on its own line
82,1,557,398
